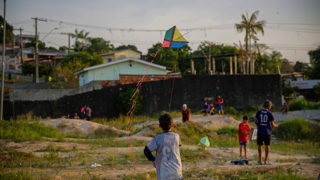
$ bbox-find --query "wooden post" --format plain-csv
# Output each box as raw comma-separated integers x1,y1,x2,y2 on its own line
229,56,233,75
191,59,195,75
212,56,215,74
234,55,237,74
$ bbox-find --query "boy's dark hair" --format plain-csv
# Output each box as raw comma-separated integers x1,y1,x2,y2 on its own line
159,113,174,131
243,116,249,120
264,100,272,108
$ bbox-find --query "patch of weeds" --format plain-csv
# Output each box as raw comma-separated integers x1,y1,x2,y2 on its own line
180,148,211,163
215,126,238,136
274,118,320,142
94,128,121,138
122,172,157,180
73,138,146,147
0,120,62,141
35,143,73,153
276,158,298,163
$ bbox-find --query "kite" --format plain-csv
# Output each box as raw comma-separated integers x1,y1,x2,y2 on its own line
127,26,188,125
162,26,188,48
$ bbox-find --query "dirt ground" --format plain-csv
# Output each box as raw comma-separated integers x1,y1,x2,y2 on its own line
2,111,320,179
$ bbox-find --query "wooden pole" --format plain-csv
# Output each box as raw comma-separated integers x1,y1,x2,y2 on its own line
234,55,237,74
229,56,233,75
190,59,195,75
212,56,215,74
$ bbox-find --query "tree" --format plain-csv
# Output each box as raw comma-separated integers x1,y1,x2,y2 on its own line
59,46,68,51
61,51,103,73
116,44,138,51
21,63,53,77
0,16,14,44
235,11,265,73
72,29,90,52
86,37,114,54
308,46,320,79
191,42,238,74
146,43,179,72
25,38,46,49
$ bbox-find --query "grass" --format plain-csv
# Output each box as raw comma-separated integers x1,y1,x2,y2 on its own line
274,118,320,142
122,167,310,180
72,138,146,147
224,105,259,120
0,119,84,142
289,98,320,111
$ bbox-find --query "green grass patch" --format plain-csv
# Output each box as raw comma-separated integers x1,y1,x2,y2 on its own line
274,118,320,142
0,120,83,142
224,105,259,120
73,138,146,147
180,148,210,163
289,98,320,111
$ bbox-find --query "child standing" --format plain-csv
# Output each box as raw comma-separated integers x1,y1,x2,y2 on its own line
238,116,251,159
144,114,183,180
182,104,190,122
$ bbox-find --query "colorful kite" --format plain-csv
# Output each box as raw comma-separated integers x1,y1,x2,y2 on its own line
162,26,188,48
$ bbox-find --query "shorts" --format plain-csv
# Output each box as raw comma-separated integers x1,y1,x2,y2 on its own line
239,142,248,146
257,134,271,146
217,106,223,111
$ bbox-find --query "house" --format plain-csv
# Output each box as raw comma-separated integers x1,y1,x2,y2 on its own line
99,49,141,63
282,72,304,85
75,58,169,86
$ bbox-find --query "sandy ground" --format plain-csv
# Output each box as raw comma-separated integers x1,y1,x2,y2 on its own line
40,119,130,136
2,111,320,179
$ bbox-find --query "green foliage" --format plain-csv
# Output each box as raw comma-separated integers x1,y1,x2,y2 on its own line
0,16,14,44
116,44,138,51
61,51,102,70
116,88,143,115
215,126,238,136
0,120,82,142
87,37,114,54
288,98,320,110
21,63,54,77
192,42,238,74
308,46,320,79
25,38,47,49
283,85,298,98
274,118,320,142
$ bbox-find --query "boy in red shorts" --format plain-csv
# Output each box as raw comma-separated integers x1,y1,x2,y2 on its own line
239,116,251,159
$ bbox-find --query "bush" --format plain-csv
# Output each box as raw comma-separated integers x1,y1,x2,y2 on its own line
224,106,237,115
0,120,81,142
288,98,320,110
116,88,143,115
274,118,320,142
215,126,238,136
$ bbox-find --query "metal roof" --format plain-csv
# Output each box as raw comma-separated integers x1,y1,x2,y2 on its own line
74,58,166,75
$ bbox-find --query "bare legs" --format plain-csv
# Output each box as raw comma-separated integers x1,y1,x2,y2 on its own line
240,145,247,159
258,145,270,164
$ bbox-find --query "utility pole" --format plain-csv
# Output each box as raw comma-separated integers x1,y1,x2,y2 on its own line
229,56,233,75
32,17,46,83
234,55,237,74
1,0,6,120
19,28,24,64
60,32,72,55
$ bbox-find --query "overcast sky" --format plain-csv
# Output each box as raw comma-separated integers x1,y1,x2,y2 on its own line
4,0,320,62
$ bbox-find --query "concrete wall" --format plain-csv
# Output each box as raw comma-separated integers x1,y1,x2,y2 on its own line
4,75,282,119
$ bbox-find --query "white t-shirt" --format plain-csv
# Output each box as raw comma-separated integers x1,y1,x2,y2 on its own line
147,132,183,180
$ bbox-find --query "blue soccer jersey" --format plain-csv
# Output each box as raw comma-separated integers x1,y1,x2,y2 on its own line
255,109,274,135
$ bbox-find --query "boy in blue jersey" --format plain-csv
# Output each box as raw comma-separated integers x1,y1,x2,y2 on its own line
255,100,278,165
144,113,183,180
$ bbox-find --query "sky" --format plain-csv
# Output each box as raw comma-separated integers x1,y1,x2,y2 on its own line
4,0,320,63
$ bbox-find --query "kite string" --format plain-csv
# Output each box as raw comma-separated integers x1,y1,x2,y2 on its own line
126,48,161,129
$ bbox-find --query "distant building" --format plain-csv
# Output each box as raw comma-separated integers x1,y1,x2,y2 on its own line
282,72,304,85
75,58,169,86
99,49,141,63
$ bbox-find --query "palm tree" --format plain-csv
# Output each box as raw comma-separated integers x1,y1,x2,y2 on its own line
72,29,90,52
235,11,265,74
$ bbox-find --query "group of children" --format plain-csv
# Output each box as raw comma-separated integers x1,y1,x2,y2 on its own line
144,100,278,179
202,95,225,116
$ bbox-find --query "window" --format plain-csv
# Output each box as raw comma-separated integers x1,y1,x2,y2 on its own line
108,58,112,62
